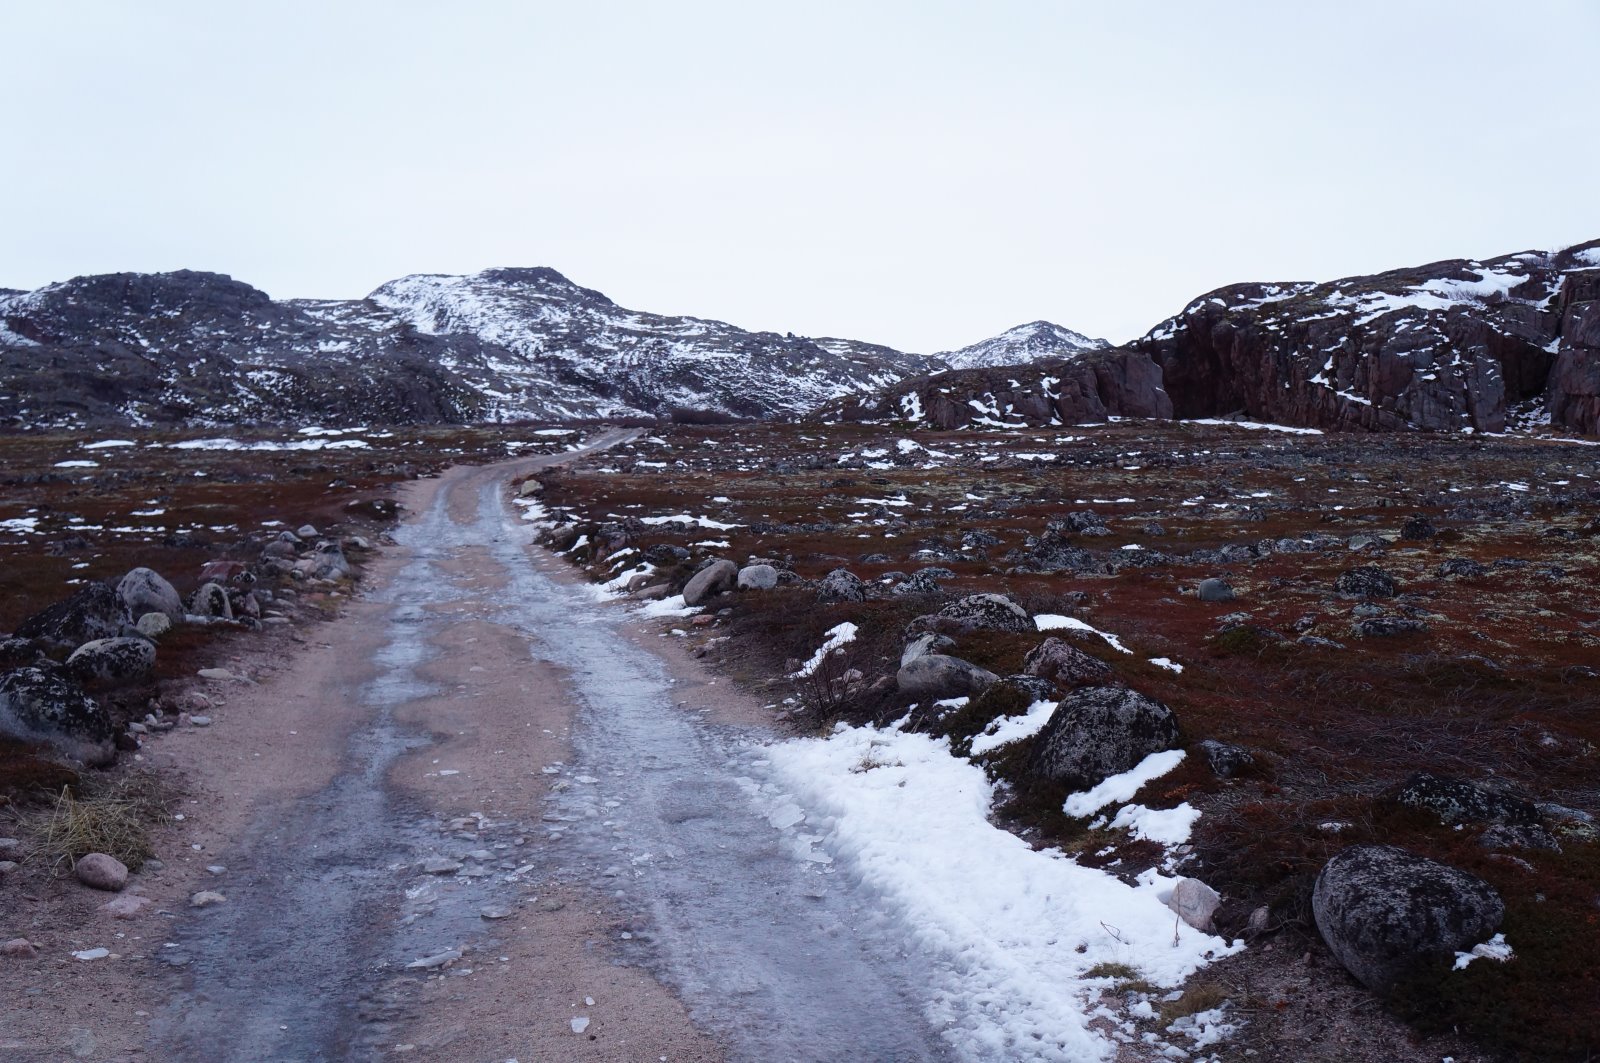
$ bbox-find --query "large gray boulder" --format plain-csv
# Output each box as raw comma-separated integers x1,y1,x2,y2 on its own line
934,593,1033,634
0,665,114,765
1313,845,1504,992
1394,773,1540,827
1333,566,1398,599
736,564,778,591
190,583,233,620
66,638,156,689
900,632,956,668
683,559,738,606
1196,578,1235,603
14,583,129,652
117,567,183,622
311,542,353,581
896,654,999,699
1027,686,1180,790
1022,637,1111,687
817,568,868,604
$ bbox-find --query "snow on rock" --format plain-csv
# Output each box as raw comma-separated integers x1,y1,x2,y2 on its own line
792,622,859,678
1034,614,1133,654
968,699,1058,756
1063,749,1186,818
766,724,1241,1061
937,321,1110,371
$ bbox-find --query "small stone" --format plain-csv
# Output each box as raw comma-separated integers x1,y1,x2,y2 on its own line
189,890,226,908
71,947,110,961
405,948,462,970
74,853,129,892
101,894,154,919
197,668,236,681
480,905,514,920
1166,877,1222,931
1,938,38,958
189,715,213,727
421,857,463,875
570,1017,591,1034
0,861,17,875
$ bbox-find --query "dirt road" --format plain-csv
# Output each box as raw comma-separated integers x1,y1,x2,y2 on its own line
6,430,950,1062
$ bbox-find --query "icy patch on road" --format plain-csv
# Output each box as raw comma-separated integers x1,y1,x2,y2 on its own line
767,725,1240,1061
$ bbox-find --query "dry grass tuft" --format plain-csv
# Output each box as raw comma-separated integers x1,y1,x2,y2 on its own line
14,773,177,872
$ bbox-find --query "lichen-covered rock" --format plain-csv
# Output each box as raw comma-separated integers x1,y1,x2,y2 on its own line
816,568,868,604
311,542,352,581
0,665,114,765
190,582,233,620
135,612,172,640
1196,578,1235,602
1021,637,1112,687
1027,686,1180,790
683,559,737,605
66,637,156,689
1334,566,1398,599
1313,845,1504,992
1351,616,1427,637
1436,557,1486,579
933,593,1033,634
900,632,956,668
896,654,998,699
1394,773,1540,827
14,583,129,651
1199,738,1257,779
117,567,183,622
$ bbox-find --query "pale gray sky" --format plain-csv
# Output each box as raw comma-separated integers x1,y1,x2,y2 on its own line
4,1,1597,352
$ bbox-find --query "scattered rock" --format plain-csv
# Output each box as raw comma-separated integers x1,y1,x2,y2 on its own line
1400,515,1437,541
1166,877,1221,931
736,564,778,591
1199,739,1256,779
1021,637,1111,687
406,948,462,970
1350,616,1427,637
900,632,956,668
189,583,233,620
1393,773,1540,827
1313,845,1503,992
296,524,319,539
1333,566,1398,599
1027,685,1180,790
480,905,514,920
1,938,37,959
74,853,129,892
682,559,737,606
101,893,154,918
117,567,184,622
932,593,1033,634
312,542,353,581
66,637,156,689
421,857,464,875
1437,557,1487,579
816,568,868,604
189,890,226,908
14,582,129,652
1196,578,1235,602
896,654,999,699
135,612,173,640
0,664,114,765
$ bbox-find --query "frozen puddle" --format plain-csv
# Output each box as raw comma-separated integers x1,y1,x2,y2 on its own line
488,484,1240,1061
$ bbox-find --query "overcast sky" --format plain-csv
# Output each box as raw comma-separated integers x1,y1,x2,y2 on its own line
5,1,1597,352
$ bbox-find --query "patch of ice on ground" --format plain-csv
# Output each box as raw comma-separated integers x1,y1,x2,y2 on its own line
1108,802,1202,845
1034,614,1132,654
633,594,702,619
766,725,1241,1061
1453,932,1514,970
1149,657,1183,673
1182,418,1323,436
968,699,1057,756
640,513,742,530
82,439,135,449
54,460,99,468
0,517,40,533
1063,750,1186,818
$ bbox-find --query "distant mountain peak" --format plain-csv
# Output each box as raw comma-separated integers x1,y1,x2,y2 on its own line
936,319,1109,371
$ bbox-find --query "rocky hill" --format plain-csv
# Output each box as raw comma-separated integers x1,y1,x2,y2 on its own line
0,268,938,429
935,320,1108,371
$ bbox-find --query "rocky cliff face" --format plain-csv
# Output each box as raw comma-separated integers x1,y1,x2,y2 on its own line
825,348,1172,429
1132,241,1600,434
0,268,938,428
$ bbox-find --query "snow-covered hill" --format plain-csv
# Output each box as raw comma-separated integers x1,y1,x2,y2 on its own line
936,320,1108,371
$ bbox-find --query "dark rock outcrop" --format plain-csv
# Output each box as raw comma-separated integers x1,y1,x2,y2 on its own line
14,583,129,651
0,665,114,765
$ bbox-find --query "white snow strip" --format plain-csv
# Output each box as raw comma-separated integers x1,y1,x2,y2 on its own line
1183,418,1324,436
640,513,742,530
968,699,1058,756
54,460,99,468
1453,932,1514,970
1063,750,1186,818
633,594,702,619
82,439,135,449
766,725,1240,1060
1034,615,1132,654
1107,803,1202,845
1149,657,1183,674
792,622,859,678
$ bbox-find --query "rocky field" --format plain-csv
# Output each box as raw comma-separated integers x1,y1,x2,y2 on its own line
524,419,1600,1060
2,415,1598,1060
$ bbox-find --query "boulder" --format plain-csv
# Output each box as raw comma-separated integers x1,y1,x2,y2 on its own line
1400,515,1437,541
1313,845,1504,992
261,539,298,561
1022,637,1112,687
296,524,319,539
66,638,156,688
817,568,868,604
74,853,128,892
197,560,249,585
190,583,233,620
517,479,544,498
1196,578,1235,602
896,654,999,699
1437,557,1486,579
116,568,183,622
683,559,737,606
0,665,113,765
14,583,129,651
311,542,353,581
1393,773,1540,827
1166,877,1221,931
933,593,1032,634
1333,566,1398,599
900,632,956,668
1027,686,1180,790
135,612,172,640
735,564,778,591
1199,739,1256,779
1351,616,1427,637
